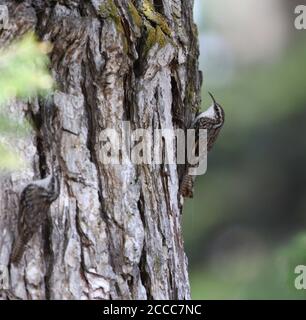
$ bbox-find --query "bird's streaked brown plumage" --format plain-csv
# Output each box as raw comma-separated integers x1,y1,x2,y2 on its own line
11,173,60,264
180,93,225,198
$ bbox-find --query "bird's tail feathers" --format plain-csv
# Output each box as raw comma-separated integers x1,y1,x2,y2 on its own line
10,236,25,265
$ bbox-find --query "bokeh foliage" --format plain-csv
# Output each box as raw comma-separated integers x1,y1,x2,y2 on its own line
0,34,53,169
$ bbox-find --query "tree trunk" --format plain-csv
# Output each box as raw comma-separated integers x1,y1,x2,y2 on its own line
0,0,201,300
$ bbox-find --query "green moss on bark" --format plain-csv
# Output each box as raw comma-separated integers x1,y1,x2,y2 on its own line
128,1,143,28
142,0,171,36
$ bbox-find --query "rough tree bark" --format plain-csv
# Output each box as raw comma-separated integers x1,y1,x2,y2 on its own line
0,0,201,300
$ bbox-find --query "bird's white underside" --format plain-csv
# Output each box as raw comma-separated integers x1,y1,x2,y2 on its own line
31,174,52,189
192,104,215,126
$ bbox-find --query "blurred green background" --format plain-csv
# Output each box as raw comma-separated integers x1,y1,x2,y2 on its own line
183,0,306,299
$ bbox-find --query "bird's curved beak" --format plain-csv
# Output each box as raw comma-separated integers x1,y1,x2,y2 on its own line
208,92,217,105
